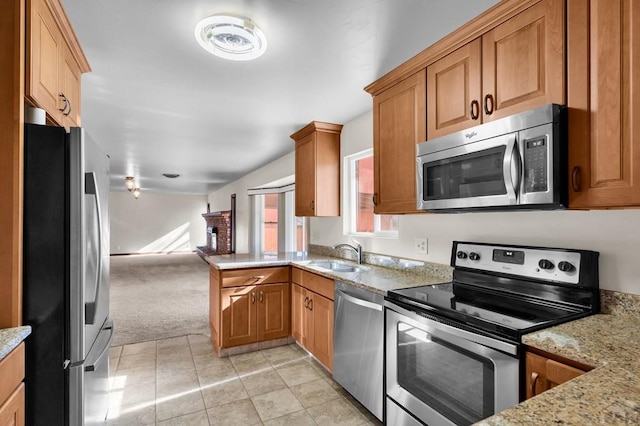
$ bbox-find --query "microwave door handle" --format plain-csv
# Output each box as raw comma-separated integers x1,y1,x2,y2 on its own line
503,135,519,204
510,137,522,197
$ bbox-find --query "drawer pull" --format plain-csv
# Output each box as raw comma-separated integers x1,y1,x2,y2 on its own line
259,291,264,303
530,371,539,397
252,275,265,280
470,100,479,120
484,94,494,115
308,298,313,311
571,167,581,192
304,296,309,309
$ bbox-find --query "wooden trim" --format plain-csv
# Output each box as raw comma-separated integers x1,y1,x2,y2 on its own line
290,121,343,142
525,346,595,372
0,0,24,328
45,0,91,72
364,0,540,96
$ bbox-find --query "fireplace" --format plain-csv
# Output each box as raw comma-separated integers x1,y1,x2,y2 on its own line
198,210,232,256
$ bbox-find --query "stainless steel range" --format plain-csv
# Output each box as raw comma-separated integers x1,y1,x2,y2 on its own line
385,241,599,426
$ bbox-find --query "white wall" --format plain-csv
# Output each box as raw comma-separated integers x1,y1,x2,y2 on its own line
110,192,207,254
207,152,295,253
209,110,640,295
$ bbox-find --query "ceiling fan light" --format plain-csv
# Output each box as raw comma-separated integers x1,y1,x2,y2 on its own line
195,14,267,61
133,187,141,199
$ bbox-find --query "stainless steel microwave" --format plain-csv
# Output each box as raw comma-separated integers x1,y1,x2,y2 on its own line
417,104,567,211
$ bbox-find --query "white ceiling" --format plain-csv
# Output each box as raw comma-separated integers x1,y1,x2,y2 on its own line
61,0,499,195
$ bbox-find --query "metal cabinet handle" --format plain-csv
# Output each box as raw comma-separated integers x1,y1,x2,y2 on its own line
58,93,69,113
571,167,581,192
308,298,313,311
64,99,72,117
259,291,263,303
251,293,255,304
372,193,378,206
530,371,539,397
470,100,480,120
252,275,265,281
484,94,494,115
304,296,309,309
310,200,315,211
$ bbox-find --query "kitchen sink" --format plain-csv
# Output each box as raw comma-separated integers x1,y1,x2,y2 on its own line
307,261,359,273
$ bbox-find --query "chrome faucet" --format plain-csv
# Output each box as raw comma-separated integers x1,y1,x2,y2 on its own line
332,241,363,264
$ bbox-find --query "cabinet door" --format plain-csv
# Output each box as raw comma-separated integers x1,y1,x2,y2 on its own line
546,359,585,389
568,0,640,208
27,0,63,122
291,283,307,346
309,293,334,371
221,286,257,348
482,0,565,122
257,283,290,342
525,352,550,399
209,267,221,348
0,384,25,426
427,38,482,139
60,44,81,128
373,69,426,214
295,133,317,216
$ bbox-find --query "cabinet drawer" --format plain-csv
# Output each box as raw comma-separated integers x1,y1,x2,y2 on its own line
221,267,289,288
291,268,334,301
0,343,25,405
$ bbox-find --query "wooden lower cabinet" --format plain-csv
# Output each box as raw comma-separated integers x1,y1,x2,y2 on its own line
291,269,335,371
210,266,290,353
525,351,590,399
0,343,25,426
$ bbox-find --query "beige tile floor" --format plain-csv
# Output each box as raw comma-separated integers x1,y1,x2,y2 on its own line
107,335,382,425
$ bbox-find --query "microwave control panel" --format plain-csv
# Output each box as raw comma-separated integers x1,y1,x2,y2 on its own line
523,136,548,193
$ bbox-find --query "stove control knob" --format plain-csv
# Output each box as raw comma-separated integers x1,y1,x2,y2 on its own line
469,252,480,261
538,259,555,270
456,251,468,259
558,261,575,272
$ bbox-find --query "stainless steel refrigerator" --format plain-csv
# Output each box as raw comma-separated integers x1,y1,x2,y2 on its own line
23,123,112,426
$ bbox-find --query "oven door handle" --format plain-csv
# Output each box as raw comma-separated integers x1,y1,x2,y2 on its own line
384,300,519,356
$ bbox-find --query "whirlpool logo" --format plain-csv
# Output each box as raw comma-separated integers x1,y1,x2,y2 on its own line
464,131,478,139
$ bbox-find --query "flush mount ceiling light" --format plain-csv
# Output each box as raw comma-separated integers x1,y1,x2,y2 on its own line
194,13,267,61
162,173,180,179
125,176,135,191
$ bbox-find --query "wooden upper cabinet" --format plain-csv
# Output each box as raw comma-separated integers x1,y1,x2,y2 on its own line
373,69,426,214
291,122,343,217
482,0,565,122
567,0,640,208
427,39,482,139
427,0,565,138
26,0,90,128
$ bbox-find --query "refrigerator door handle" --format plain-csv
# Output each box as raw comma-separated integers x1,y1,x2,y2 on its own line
85,324,113,372
84,171,103,325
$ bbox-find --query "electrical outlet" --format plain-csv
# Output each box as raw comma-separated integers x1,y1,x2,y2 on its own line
414,237,427,254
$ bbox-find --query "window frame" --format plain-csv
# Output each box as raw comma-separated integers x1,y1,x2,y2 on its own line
344,148,398,238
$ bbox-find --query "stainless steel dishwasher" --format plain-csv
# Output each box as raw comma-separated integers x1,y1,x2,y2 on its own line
333,280,384,421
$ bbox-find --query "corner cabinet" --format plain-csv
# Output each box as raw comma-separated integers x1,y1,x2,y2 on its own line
427,0,565,139
291,267,334,371
567,0,640,208
0,343,25,426
372,69,426,214
26,0,90,128
525,350,591,399
209,266,290,354
291,122,343,217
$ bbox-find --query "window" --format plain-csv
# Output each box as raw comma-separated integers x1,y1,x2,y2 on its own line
249,177,308,254
346,149,398,237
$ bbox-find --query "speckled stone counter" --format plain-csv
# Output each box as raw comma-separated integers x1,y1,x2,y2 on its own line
204,252,452,295
478,313,640,425
0,326,31,361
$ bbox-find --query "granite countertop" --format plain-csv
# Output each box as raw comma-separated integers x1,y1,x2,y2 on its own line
478,314,640,425
204,252,452,295
0,326,31,361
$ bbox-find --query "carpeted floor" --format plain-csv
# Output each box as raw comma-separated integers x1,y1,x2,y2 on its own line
109,252,210,347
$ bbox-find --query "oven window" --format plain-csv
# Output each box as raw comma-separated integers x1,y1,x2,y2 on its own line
396,321,494,424
424,146,506,201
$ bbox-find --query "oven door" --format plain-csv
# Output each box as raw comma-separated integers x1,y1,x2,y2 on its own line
385,302,520,426
417,133,521,210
